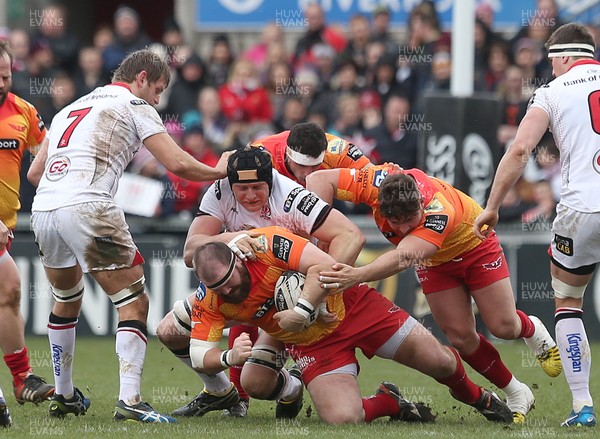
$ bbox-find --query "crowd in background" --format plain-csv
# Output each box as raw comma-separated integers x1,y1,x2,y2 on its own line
11,0,583,224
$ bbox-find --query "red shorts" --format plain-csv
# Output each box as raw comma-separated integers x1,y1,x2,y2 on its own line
287,284,413,385
415,233,510,294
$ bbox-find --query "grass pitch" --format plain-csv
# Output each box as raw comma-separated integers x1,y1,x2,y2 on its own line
1,337,598,438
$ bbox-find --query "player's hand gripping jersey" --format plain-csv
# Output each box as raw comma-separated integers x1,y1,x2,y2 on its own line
335,165,483,266
0,93,46,228
190,226,346,346
250,131,371,185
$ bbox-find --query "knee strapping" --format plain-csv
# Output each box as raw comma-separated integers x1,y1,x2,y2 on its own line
246,345,284,371
51,278,85,303
109,276,145,308
552,277,587,299
172,298,192,335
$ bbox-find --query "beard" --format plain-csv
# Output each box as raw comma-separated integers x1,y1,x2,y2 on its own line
0,90,7,106
222,267,251,304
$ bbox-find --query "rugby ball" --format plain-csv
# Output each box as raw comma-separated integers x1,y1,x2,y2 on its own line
274,271,316,326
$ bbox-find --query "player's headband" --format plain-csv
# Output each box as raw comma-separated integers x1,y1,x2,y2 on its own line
286,147,325,166
205,251,236,289
547,43,595,58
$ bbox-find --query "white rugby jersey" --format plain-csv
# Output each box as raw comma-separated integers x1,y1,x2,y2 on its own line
529,60,600,212
32,83,165,211
199,169,331,236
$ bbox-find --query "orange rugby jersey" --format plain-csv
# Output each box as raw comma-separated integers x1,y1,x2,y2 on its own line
335,166,482,266
0,93,46,228
250,131,371,186
190,226,346,346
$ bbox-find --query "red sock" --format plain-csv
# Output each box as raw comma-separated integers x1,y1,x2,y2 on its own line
4,347,32,386
362,393,399,422
461,334,512,388
435,348,481,404
516,310,535,338
228,324,259,401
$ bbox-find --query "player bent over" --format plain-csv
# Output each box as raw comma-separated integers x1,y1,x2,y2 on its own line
190,226,514,424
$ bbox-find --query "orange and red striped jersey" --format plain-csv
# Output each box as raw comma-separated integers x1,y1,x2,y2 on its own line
335,165,483,265
250,131,371,186
0,93,46,228
190,226,346,345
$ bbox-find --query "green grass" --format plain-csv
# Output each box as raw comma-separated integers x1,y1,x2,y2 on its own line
1,337,598,438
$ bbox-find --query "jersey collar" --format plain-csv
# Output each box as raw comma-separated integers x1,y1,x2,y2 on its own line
109,82,132,91
567,59,600,72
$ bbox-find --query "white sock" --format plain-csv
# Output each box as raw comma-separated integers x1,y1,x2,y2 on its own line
502,375,524,400
0,386,4,399
116,322,147,406
276,368,302,402
555,308,593,412
171,348,232,394
47,314,77,398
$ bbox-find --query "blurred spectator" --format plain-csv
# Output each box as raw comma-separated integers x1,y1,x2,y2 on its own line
498,186,536,223
340,14,371,77
265,60,294,121
273,96,307,132
405,1,451,101
166,125,220,215
218,58,272,124
512,38,543,98
363,40,386,85
359,89,382,130
293,3,346,71
73,46,109,98
312,43,336,89
102,6,152,76
496,65,528,148
161,18,186,69
329,93,366,147
31,3,80,74
183,86,230,151
37,72,77,124
207,34,235,88
331,58,364,96
475,2,495,29
426,45,452,91
372,53,408,106
364,93,418,168
521,180,556,224
295,68,335,126
165,53,207,117
482,39,512,92
242,23,284,75
474,18,495,90
8,29,31,98
370,5,396,51
93,24,114,52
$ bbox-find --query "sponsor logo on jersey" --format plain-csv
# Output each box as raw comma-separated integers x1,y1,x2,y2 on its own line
372,169,387,188
260,203,272,220
252,298,275,319
130,99,148,106
593,149,600,174
347,144,364,161
273,234,293,263
297,193,318,216
327,138,345,154
283,187,303,212
554,234,573,256
215,180,222,200
45,156,70,181
423,214,448,234
195,282,207,301
482,255,503,271
8,123,26,132
0,139,19,149
424,198,444,214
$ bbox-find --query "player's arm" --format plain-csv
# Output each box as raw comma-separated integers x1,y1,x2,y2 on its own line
311,208,364,265
27,137,49,187
190,334,252,375
144,132,232,182
305,169,340,205
318,235,438,290
474,107,549,239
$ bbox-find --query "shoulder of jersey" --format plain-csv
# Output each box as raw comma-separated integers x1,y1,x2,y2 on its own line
325,136,348,155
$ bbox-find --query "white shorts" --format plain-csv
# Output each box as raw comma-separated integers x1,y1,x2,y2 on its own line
551,203,600,269
31,201,139,273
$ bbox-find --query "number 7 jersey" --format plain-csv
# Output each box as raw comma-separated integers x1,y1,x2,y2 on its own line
32,83,166,212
